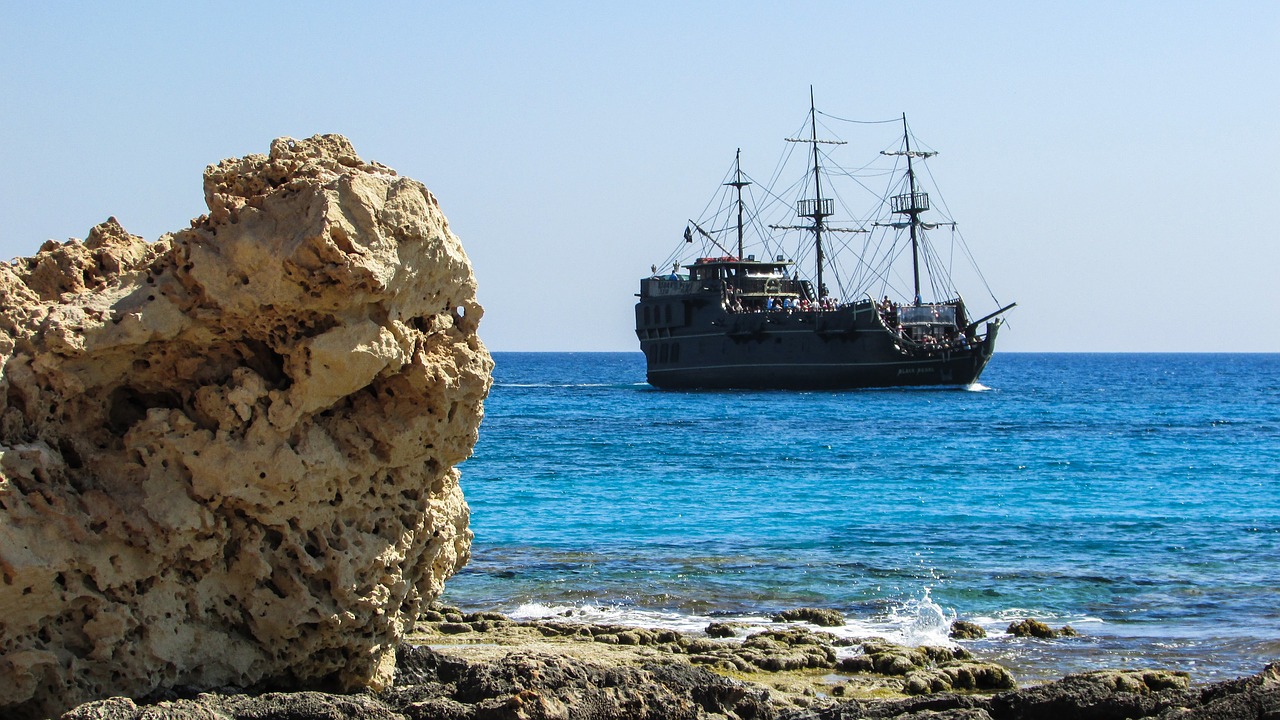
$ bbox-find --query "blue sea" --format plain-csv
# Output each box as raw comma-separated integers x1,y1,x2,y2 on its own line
440,353,1280,684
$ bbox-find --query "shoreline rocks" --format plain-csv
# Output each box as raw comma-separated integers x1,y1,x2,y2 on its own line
949,620,987,640
1006,618,1079,639
0,135,492,718
773,607,847,627
59,612,1280,719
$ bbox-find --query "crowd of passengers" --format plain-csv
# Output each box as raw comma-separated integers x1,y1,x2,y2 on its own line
879,295,973,349
720,289,973,350
721,296,843,313
721,285,842,314
910,331,972,350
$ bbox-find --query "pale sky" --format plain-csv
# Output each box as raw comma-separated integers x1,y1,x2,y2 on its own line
3,2,1277,352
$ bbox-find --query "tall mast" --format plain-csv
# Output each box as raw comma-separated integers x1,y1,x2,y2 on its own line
809,88,827,297
786,87,840,297
774,88,847,298
724,148,751,259
904,116,921,304
886,113,937,306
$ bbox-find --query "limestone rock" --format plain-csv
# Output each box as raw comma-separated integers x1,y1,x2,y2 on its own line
902,662,1016,695
838,638,972,677
1006,618,1074,639
773,607,846,627
987,668,1196,719
62,652,1280,720
0,134,492,718
950,619,987,640
705,621,749,638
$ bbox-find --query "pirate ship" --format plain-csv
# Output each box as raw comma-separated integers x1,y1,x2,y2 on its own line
635,91,1015,389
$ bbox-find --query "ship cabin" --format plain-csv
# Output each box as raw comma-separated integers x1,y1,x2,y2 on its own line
890,301,970,347
640,256,815,312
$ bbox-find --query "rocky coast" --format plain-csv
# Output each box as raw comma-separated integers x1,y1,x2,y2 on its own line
62,607,1280,719
3,135,1276,719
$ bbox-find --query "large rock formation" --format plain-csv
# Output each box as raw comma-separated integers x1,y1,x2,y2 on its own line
0,135,492,718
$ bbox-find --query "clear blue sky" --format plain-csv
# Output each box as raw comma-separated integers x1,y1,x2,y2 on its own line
3,2,1277,351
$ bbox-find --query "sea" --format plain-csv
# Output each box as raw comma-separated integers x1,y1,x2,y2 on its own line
439,352,1280,685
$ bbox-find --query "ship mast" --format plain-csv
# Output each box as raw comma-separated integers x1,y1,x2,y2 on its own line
808,90,828,296
885,114,936,306
768,89,863,299
780,87,844,297
724,148,751,259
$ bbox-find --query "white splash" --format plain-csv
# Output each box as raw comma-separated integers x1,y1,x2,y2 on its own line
889,589,956,646
508,602,747,635
504,588,966,649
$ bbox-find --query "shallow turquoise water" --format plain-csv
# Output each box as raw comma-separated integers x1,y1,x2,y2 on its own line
442,352,1280,682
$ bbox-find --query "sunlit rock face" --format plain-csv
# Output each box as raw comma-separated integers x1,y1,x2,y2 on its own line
0,135,492,719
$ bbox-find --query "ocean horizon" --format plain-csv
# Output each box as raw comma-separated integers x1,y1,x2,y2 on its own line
441,351,1280,684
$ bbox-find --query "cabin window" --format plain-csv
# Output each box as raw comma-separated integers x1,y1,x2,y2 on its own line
659,344,669,363
670,342,680,363
643,306,651,326
664,305,672,324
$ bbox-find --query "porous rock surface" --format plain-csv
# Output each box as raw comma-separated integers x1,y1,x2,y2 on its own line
0,135,492,718
58,647,1280,720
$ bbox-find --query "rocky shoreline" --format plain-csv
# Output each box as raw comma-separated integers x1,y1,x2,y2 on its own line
62,607,1280,719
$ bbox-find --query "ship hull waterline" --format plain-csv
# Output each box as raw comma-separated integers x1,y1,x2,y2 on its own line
639,313,1001,391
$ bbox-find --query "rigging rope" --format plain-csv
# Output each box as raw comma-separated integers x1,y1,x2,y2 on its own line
653,108,1004,315
816,110,901,125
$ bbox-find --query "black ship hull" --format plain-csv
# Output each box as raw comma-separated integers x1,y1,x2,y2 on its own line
637,298,1000,390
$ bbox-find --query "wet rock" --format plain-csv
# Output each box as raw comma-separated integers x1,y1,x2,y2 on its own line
386,644,775,720
774,607,847,627
690,629,842,673
986,668,1194,720
1006,619,1057,639
950,620,988,640
465,611,511,623
838,639,971,678
902,662,1016,695
797,664,1279,719
1185,662,1280,719
706,621,749,638
57,647,1280,719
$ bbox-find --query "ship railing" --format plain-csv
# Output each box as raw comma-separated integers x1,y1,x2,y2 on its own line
887,326,977,354
865,296,885,331
641,277,699,297
898,304,957,326
722,298,846,314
